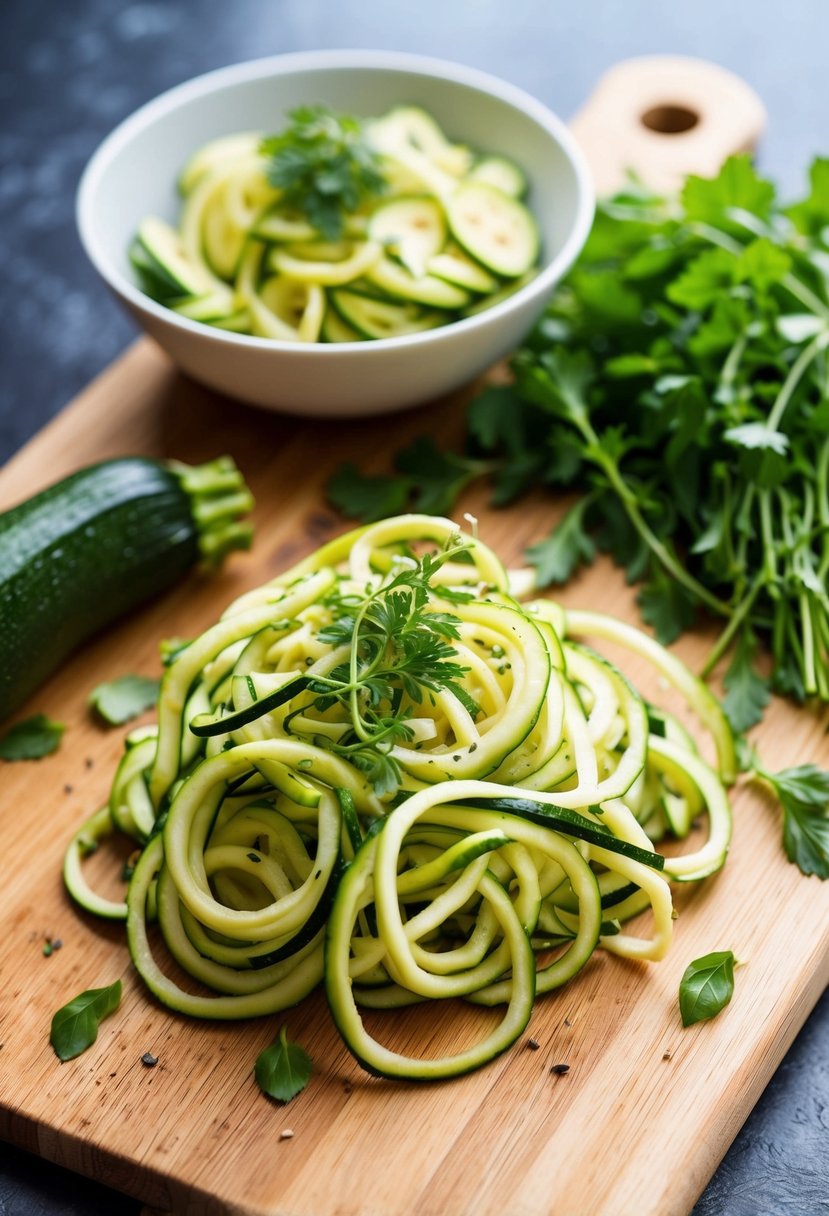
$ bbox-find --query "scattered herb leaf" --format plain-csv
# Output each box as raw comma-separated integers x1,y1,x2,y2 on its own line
722,631,771,734
526,500,596,586
679,951,736,1027
89,675,161,726
749,760,829,878
50,980,122,1061
254,1025,312,1103
0,714,64,761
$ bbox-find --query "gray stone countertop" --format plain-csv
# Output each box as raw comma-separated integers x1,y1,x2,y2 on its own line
1,1,827,1213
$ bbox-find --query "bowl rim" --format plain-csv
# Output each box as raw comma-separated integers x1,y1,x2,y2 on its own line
77,48,595,355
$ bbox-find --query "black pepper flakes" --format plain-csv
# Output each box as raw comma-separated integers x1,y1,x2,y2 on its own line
63,784,74,795
550,1063,570,1075
141,1052,158,1067
527,1038,541,1051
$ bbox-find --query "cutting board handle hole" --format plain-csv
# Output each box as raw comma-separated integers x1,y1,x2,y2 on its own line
640,104,699,134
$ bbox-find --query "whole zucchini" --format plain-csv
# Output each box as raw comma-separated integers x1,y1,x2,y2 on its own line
0,455,254,721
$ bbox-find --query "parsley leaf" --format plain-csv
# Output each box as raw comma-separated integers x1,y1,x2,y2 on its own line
395,438,483,516
327,463,411,523
785,158,829,236
722,632,771,733
526,501,596,586
261,106,385,240
666,248,735,311
327,439,486,523
724,423,789,456
637,566,697,645
50,981,122,1061
681,154,775,224
254,1025,312,1102
782,800,829,878
752,762,829,878
679,951,736,1027
0,713,64,760
89,675,161,726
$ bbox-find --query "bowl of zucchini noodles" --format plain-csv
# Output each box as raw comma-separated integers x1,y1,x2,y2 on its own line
77,50,593,417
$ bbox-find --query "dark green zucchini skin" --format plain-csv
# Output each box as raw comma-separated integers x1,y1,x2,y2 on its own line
0,456,249,721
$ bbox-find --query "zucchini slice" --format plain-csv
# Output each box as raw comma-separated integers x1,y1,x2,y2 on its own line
136,216,215,296
462,270,537,317
368,197,447,278
364,255,470,309
367,106,472,177
258,277,325,342
469,155,528,199
428,244,499,294
321,307,362,343
178,132,262,195
173,288,237,323
329,290,445,340
252,208,319,243
268,239,382,286
447,181,539,278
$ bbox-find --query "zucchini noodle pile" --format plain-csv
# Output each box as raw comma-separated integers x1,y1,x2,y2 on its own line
65,515,735,1080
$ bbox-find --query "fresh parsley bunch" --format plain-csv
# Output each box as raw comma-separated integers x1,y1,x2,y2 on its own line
261,105,386,239
331,156,829,732
328,155,829,877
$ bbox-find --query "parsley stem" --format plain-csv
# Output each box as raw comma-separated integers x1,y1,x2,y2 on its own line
719,333,749,395
578,418,733,619
759,490,777,587
800,590,817,694
767,331,829,432
817,440,829,535
701,575,765,678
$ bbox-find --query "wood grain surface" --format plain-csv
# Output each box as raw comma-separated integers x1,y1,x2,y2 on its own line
1,56,827,1216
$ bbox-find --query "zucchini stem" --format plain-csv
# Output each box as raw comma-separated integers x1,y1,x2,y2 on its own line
174,457,255,566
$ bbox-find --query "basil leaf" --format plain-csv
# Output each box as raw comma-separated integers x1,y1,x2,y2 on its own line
254,1025,312,1102
50,980,122,1061
0,713,64,760
89,675,160,725
679,951,736,1027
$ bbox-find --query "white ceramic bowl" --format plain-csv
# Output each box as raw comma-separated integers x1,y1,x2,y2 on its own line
77,50,594,418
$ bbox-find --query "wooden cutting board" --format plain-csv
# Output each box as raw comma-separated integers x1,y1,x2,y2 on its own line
1,58,826,1216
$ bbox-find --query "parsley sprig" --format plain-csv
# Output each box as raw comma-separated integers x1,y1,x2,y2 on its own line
261,105,386,239
290,541,477,795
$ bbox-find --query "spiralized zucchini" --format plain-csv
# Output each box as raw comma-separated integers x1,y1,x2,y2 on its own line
65,514,734,1080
